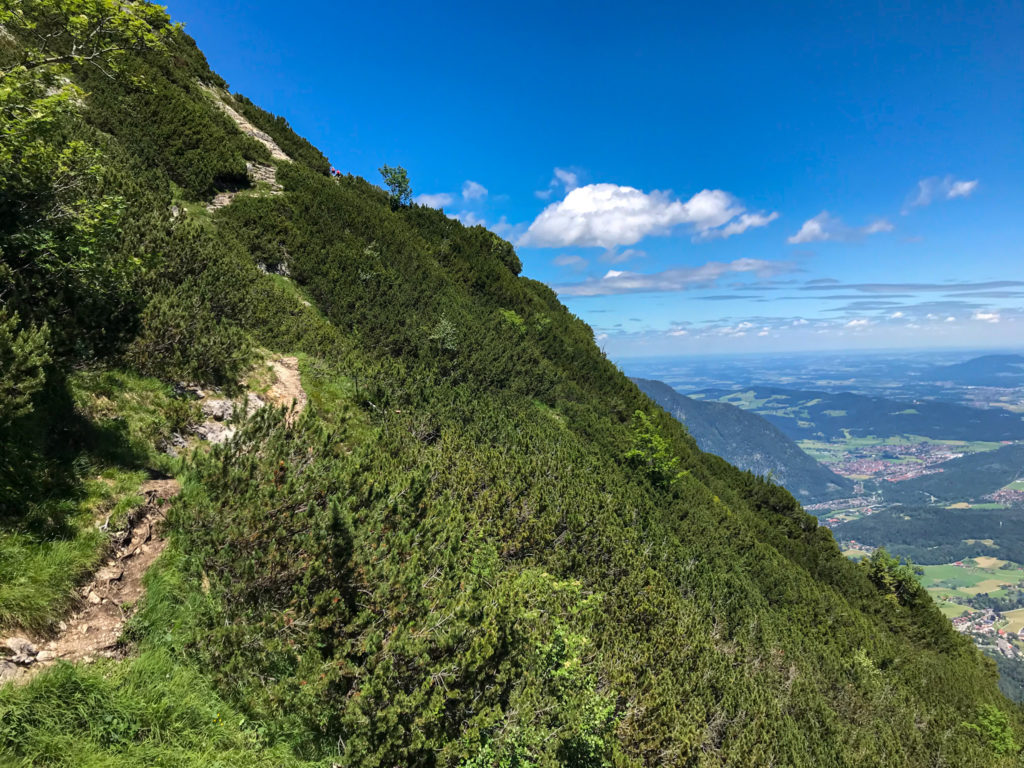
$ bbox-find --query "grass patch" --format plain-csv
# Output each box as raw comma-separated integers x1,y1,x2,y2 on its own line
0,650,312,767
935,599,972,618
1003,608,1024,634
0,371,193,633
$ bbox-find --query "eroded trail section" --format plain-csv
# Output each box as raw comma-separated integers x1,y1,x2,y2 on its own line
1,479,180,683
266,356,307,416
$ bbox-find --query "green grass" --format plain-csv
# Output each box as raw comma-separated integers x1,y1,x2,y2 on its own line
0,469,143,632
0,499,320,767
935,599,973,618
0,371,193,633
917,562,1024,599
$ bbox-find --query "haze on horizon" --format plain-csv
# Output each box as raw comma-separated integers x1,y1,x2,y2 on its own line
169,0,1024,357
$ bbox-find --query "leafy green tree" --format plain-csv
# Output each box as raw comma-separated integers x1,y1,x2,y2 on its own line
0,0,174,81
964,704,1020,756
378,163,411,209
861,548,921,606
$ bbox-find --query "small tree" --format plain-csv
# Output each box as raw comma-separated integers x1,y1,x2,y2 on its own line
378,164,411,209
624,411,686,489
861,548,920,606
0,309,51,429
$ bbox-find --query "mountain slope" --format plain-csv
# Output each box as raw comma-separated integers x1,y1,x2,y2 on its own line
0,3,1020,766
634,378,854,503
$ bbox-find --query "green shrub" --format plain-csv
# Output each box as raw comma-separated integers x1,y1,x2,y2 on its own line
127,291,252,388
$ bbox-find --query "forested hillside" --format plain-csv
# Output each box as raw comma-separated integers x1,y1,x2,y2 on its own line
0,2,1021,766
696,386,1024,442
633,378,853,503
881,443,1024,504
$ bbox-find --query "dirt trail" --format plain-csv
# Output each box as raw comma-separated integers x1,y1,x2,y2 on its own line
205,88,291,162
266,356,307,414
1,357,307,684
1,478,180,684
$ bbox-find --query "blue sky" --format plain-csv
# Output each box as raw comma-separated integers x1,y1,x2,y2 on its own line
168,0,1024,356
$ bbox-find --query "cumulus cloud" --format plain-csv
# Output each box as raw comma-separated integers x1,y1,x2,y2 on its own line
904,175,979,212
554,257,797,297
462,180,488,200
974,311,1000,323
787,212,893,244
520,184,777,248
415,192,454,208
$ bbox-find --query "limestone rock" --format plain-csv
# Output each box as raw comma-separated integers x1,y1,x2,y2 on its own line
201,399,233,421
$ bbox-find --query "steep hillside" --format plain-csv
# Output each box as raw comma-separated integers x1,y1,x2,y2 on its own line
634,378,853,503
0,2,1021,766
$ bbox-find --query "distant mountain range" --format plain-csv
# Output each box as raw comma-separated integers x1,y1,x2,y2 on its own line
692,385,1024,442
634,378,853,503
921,354,1024,387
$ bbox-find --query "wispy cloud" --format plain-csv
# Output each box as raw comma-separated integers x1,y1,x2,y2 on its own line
787,212,893,244
554,257,797,296
521,184,778,248
700,211,780,240
552,254,588,271
599,247,647,264
904,175,979,212
414,192,454,208
462,180,488,200
452,210,485,227
800,280,1024,294
535,167,581,200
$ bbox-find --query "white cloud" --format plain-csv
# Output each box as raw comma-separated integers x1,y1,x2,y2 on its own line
974,311,1000,323
555,257,797,296
415,192,454,208
863,219,894,234
787,212,893,244
845,318,870,328
600,247,647,264
947,179,978,198
462,180,488,201
452,210,485,227
700,211,779,240
536,167,580,199
890,311,904,319
553,168,578,190
904,175,979,212
521,184,775,248
553,254,588,270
